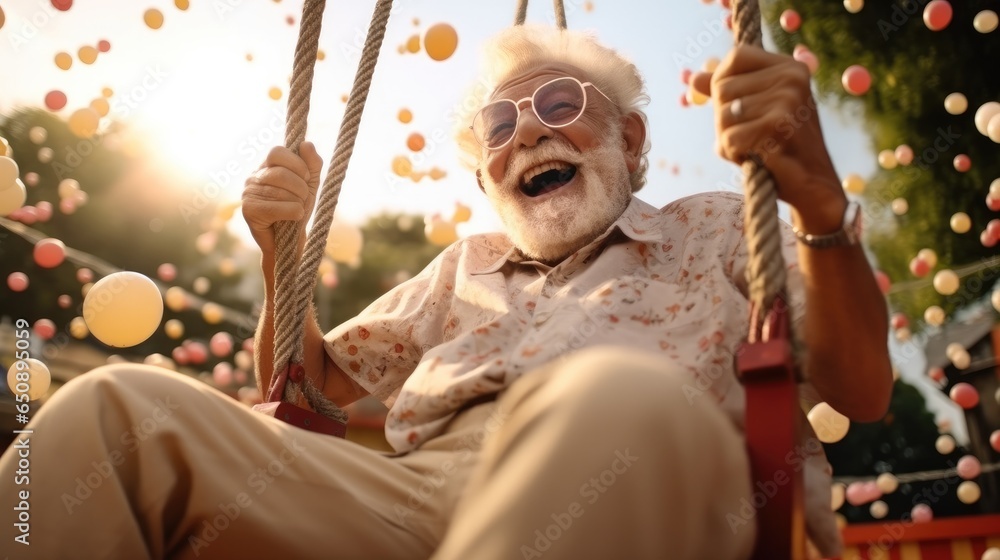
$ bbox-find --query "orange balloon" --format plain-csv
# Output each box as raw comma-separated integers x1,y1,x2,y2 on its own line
78,45,98,64
0,5,5,32
101,86,114,97
175,0,190,10
429,167,447,180
68,108,100,138
268,87,282,100
392,156,413,177
405,34,420,54
424,23,458,61
144,8,164,30
55,52,73,70
317,49,326,61
90,97,110,117
398,108,413,123
406,133,425,152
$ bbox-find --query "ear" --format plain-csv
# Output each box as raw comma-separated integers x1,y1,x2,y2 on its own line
620,112,646,174
475,169,486,193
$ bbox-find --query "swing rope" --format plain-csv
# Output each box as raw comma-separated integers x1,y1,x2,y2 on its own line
514,0,566,28
268,0,395,424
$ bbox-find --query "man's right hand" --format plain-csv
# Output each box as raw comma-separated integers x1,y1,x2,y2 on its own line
241,142,323,257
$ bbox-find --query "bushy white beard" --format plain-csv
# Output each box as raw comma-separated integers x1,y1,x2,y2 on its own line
483,138,632,264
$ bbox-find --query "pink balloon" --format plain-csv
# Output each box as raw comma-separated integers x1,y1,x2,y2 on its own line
171,346,190,366
990,430,1000,453
845,482,869,506
7,272,29,292
950,382,979,409
842,65,871,96
33,318,56,340
57,294,72,308
234,369,248,385
212,362,233,386
780,9,802,32
185,341,208,365
242,338,254,354
911,503,933,523
909,257,930,278
987,196,1000,212
209,332,233,357
59,198,77,214
19,207,38,225
76,268,93,283
861,481,883,503
928,366,945,382
874,270,891,294
953,154,971,173
793,50,819,75
792,44,810,57
34,238,66,268
894,145,914,166
157,263,177,282
956,455,981,480
923,0,953,31
35,201,53,221
680,68,692,85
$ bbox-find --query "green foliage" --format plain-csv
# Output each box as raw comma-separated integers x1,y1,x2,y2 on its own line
763,0,1000,326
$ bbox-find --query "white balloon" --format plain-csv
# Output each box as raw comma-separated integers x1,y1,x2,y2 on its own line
0,155,19,188
0,178,27,216
808,402,851,443
946,342,966,359
843,0,864,13
944,92,968,115
974,10,999,33
983,548,1000,560
876,473,899,494
6,358,51,400
990,114,1000,143
935,434,955,454
831,483,846,510
975,102,1000,136
924,305,945,327
869,500,888,519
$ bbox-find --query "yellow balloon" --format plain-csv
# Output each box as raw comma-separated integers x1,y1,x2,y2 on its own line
164,318,185,339
398,108,413,123
950,212,971,233
841,173,865,194
175,0,190,10
877,149,897,170
143,353,176,370
0,154,19,187
164,286,188,311
830,484,846,510
425,218,458,247
325,219,364,267
687,88,709,106
932,269,959,295
83,272,164,348
6,358,51,401
202,303,224,324
90,97,110,117
144,8,164,30
405,34,420,54
876,473,898,494
890,198,908,215
78,45,98,65
807,402,850,443
55,51,73,70
944,92,968,115
69,316,89,339
957,481,981,504
268,87,282,100
423,23,458,61
451,202,472,223
68,108,100,138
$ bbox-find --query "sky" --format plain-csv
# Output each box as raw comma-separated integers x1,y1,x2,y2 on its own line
1,0,965,437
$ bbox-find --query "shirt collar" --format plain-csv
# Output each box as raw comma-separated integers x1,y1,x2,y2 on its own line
470,196,665,275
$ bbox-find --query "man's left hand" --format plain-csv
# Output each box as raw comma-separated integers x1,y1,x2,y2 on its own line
691,46,847,232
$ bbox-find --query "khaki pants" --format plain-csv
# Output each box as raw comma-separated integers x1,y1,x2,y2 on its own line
0,346,755,559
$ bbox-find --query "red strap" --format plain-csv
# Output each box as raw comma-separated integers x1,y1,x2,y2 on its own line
264,363,305,403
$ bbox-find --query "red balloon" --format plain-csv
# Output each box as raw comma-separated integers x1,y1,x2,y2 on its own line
780,9,802,32
18,206,38,225
923,0,953,31
33,318,57,340
987,196,1000,211
949,382,979,409
890,312,909,330
990,430,1000,453
7,272,29,292
242,337,254,354
982,229,998,248
44,90,67,111
33,238,66,268
874,270,891,294
842,65,871,96
171,346,190,366
909,258,930,278
185,341,208,364
953,154,971,173
927,367,945,382
680,68,692,85
51,0,72,11
97,39,111,52
987,219,1000,240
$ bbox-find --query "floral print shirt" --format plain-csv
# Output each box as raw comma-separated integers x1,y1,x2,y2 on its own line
325,192,841,555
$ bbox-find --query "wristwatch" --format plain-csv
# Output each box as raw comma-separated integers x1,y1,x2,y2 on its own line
792,200,862,248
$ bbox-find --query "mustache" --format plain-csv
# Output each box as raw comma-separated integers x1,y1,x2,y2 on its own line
502,140,582,188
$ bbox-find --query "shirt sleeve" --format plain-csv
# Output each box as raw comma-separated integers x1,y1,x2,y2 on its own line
323,241,462,407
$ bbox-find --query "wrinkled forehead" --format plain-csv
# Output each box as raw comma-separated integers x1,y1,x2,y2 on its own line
487,61,592,103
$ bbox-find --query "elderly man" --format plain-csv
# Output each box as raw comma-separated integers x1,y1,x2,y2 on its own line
1,24,890,559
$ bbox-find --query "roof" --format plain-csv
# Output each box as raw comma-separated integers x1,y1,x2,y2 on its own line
924,310,997,370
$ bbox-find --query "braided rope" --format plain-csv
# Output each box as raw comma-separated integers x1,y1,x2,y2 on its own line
271,0,394,424
514,0,567,28
731,0,787,331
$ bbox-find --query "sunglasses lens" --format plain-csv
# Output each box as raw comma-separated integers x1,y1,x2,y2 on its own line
474,101,519,149
534,78,585,127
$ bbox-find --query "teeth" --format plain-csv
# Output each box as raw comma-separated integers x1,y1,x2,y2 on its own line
522,161,572,186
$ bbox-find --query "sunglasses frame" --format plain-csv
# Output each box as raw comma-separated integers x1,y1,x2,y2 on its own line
471,76,613,151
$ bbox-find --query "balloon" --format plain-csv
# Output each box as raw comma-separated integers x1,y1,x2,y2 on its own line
185,341,208,364
944,92,967,115
842,173,865,194
932,269,959,295
779,10,801,32
24,172,39,187
976,102,1000,136
923,305,945,326
956,481,980,504
398,108,413,123
242,338,254,353
424,23,458,61
34,238,67,268
989,219,1000,240
0,179,27,216
75,267,93,284
687,87,709,106
37,147,53,163
890,312,908,330
909,257,930,278
894,144,913,166
950,212,971,233
81,282,93,297
845,482,868,506
831,484,846,510
202,303,224,324
951,350,971,370
69,316,89,339
953,154,971,172
29,126,48,144
946,342,966,360
57,294,72,308
807,402,850,443
988,196,1000,212
916,248,937,268
935,434,955,454
406,133,425,152
268,87,282,100
988,115,1000,144
78,45,98,65
213,362,233,386
83,271,164,348
218,258,236,276
844,0,864,13
405,34,420,54
990,430,1000,453
157,263,177,282
68,108,100,138
841,65,871,96
144,8,164,29
876,473,898,494
33,319,56,340
890,198,908,215
894,327,911,342
7,272,28,292
97,39,111,52
234,349,253,371
923,0,953,31
325,219,364,267
983,549,1000,560
949,382,979,409
425,217,458,246
193,276,211,294
975,10,999,33
55,51,72,70
164,318,184,339
429,167,447,181
910,503,933,523
90,97,110,117
51,0,72,11
6,358,51,400
171,346,190,366
874,270,891,294
793,49,818,75
956,455,981,479
0,155,18,187
869,500,888,519
143,353,176,370
981,229,997,248
452,202,472,223
210,332,233,357
877,149,897,170
392,155,413,177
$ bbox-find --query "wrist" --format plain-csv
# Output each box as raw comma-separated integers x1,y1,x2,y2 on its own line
791,189,848,236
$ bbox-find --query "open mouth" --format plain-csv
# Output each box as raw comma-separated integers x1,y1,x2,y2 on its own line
519,161,578,198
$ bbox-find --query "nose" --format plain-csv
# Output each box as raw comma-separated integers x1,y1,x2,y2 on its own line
510,100,553,149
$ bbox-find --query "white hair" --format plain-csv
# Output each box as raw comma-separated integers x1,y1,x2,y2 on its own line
454,24,651,192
